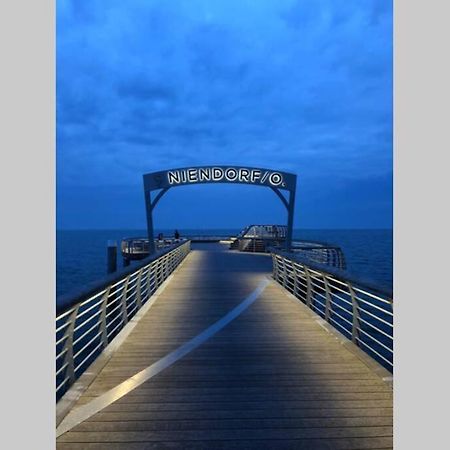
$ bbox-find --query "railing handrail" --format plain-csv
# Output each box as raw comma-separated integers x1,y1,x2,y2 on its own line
271,248,392,299
56,240,191,400
237,236,286,241
57,240,190,316
271,250,393,371
241,237,342,249
291,239,342,249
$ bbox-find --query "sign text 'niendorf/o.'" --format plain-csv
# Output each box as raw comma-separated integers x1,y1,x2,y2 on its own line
167,167,285,187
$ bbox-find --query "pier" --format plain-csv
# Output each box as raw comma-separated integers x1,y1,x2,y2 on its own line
56,242,393,449
56,166,393,449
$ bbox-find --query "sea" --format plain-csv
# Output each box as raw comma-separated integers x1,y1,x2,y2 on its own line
56,229,392,299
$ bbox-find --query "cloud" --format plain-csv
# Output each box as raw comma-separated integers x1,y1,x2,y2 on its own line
57,0,392,227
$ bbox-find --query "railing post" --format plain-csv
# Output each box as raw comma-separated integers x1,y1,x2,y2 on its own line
293,263,299,297
62,305,79,385
160,256,165,281
277,256,282,284
304,267,312,308
146,261,155,297
99,287,111,348
323,275,332,322
163,255,169,279
135,270,143,309
166,254,170,276
276,255,280,282
156,259,161,286
157,259,163,287
120,276,131,324
167,253,173,275
162,255,167,281
348,283,360,344
281,258,288,288
271,254,278,281
170,252,175,273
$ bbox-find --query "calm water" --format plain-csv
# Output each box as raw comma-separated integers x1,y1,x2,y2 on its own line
56,229,392,298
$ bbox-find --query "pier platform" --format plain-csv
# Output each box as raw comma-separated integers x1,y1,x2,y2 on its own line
56,244,393,449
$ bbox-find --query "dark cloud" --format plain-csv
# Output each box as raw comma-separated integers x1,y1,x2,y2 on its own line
117,78,177,103
57,0,392,228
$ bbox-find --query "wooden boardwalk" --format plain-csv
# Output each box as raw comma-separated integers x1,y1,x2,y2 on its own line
56,244,393,449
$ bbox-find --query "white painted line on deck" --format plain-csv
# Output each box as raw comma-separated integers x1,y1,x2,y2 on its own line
56,277,271,437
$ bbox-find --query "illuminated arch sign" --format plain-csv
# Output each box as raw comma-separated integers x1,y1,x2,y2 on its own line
144,166,296,192
143,166,297,254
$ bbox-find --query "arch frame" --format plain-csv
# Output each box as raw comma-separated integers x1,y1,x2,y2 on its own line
143,165,297,254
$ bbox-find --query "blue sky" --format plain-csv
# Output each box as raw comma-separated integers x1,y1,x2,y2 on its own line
57,0,392,230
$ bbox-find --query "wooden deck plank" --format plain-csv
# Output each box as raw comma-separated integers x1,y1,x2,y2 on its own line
57,247,392,449
57,437,394,450
72,416,393,432
87,407,394,422
58,427,394,442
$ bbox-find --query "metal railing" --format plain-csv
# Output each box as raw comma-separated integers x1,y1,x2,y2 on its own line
55,240,191,400
291,242,346,269
121,237,187,260
238,238,277,252
236,239,346,269
240,224,287,239
186,235,231,242
272,250,393,371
